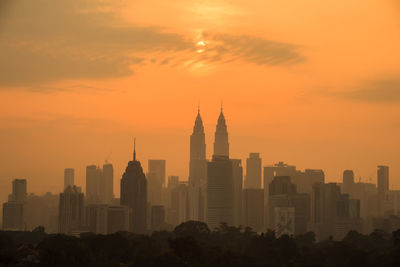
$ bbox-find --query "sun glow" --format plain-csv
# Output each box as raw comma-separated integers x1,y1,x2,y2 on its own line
196,40,206,53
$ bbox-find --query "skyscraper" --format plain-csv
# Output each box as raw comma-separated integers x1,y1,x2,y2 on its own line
120,141,147,234
64,168,74,190
245,153,262,189
342,170,354,195
58,185,84,233
3,179,27,230
188,108,207,221
102,163,114,204
10,179,27,202
147,160,166,206
207,155,234,229
86,165,101,204
242,189,264,232
231,159,243,227
377,165,389,195
213,107,229,157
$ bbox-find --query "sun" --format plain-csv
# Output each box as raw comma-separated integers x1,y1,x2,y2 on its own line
196,41,206,53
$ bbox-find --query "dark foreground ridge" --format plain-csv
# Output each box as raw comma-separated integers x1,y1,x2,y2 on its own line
1,221,400,267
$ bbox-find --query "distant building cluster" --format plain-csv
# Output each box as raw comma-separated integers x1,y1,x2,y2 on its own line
1,108,399,240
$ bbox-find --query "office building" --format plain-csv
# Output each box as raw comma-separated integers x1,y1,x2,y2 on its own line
245,153,262,189
120,141,147,234
64,168,74,190
242,189,264,232
58,185,84,233
147,160,166,206
188,109,207,221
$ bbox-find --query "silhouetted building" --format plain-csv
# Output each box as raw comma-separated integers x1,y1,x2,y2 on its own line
9,179,27,202
102,163,114,204
120,142,147,234
86,163,114,205
86,204,108,234
231,159,243,227
151,205,166,231
107,206,130,233
58,185,84,233
242,189,264,232
245,153,262,189
378,165,389,216
170,182,189,226
213,107,229,157
64,168,74,190
188,109,207,221
2,179,27,230
378,165,389,195
207,155,234,229
268,176,310,235
147,160,166,206
25,192,59,232
86,165,102,204
342,170,354,195
2,202,24,230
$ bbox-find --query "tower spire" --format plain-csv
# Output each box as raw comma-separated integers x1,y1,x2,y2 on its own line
133,138,136,161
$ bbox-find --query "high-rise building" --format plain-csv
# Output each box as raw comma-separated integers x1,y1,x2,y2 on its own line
86,164,114,204
107,206,130,233
231,159,243,227
86,165,101,204
2,202,24,230
310,183,341,240
120,141,147,234
242,189,264,232
10,179,27,202
64,168,74,190
213,107,229,157
245,153,262,189
188,109,207,221
58,185,84,233
377,165,389,216
267,176,310,236
147,160,166,206
170,182,189,226
342,170,354,195
102,163,114,204
25,192,59,233
377,165,389,195
85,204,108,234
207,155,234,229
2,179,27,230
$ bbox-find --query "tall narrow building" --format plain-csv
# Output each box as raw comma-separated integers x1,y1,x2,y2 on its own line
147,160,166,206
245,153,262,189
64,168,74,190
188,108,207,221
213,107,229,157
120,141,147,234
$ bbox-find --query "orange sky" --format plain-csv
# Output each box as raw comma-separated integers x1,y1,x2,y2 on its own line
0,0,399,199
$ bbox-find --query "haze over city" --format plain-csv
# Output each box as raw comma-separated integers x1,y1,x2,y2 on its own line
1,0,400,199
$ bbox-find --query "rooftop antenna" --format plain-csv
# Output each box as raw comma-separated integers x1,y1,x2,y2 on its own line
133,138,136,161
220,100,223,112
198,101,200,114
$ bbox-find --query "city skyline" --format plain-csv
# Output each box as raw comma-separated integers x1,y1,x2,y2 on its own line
0,106,397,200
1,0,400,200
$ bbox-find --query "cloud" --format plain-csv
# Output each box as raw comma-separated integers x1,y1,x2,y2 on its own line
0,0,305,89
0,0,191,87
200,32,305,66
344,79,400,102
313,79,400,103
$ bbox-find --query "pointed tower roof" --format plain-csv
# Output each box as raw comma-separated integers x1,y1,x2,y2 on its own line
193,108,204,133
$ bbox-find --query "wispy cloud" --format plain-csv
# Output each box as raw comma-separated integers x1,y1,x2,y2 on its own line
313,78,400,103
0,0,305,90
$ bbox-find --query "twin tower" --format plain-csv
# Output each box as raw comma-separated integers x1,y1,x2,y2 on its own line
188,107,230,221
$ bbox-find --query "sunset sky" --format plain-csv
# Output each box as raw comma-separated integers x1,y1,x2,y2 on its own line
0,0,399,199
